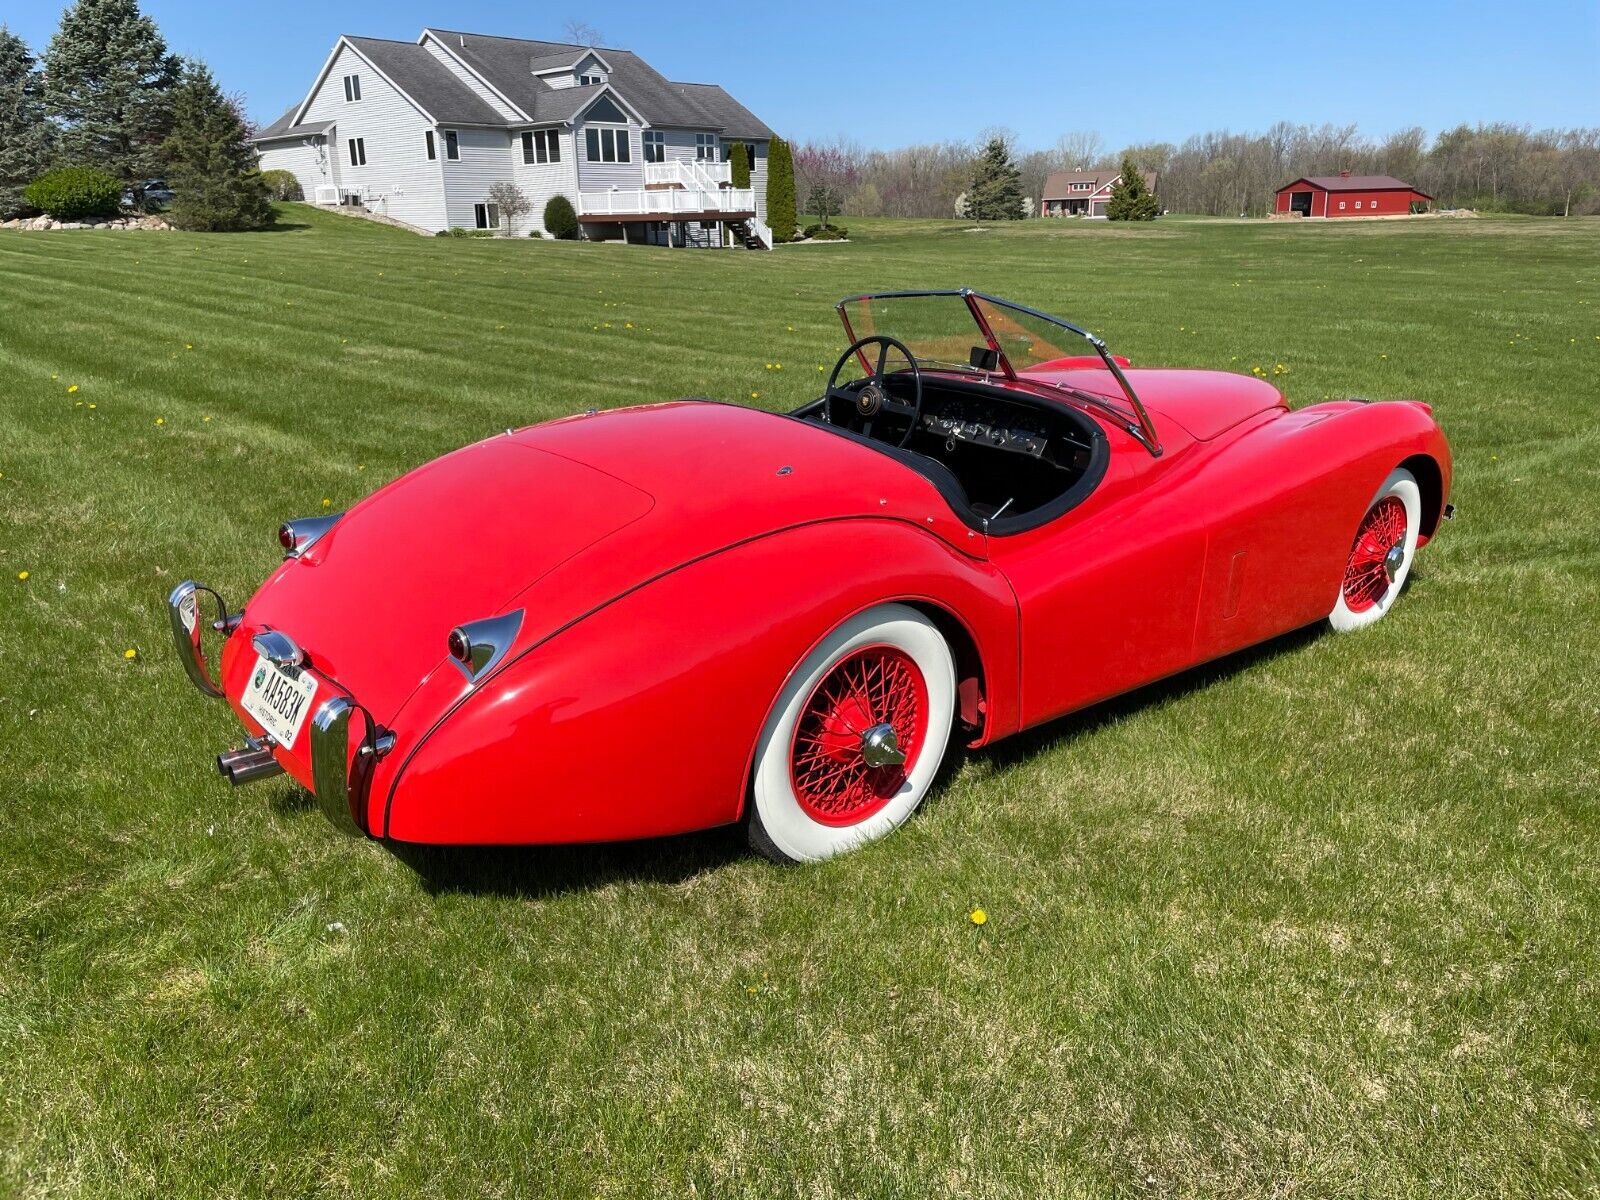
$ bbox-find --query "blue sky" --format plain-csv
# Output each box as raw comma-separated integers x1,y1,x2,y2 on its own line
8,0,1598,147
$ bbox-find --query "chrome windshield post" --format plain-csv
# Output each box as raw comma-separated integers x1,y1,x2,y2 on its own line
1089,335,1163,457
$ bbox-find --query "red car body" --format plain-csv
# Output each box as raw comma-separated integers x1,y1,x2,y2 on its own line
169,291,1451,855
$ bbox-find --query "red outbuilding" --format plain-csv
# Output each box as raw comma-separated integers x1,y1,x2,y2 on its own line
1274,172,1433,218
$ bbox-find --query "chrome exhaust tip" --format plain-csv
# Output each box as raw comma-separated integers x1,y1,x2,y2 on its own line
217,746,284,786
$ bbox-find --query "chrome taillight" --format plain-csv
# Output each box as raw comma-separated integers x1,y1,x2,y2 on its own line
446,610,524,681
278,512,343,558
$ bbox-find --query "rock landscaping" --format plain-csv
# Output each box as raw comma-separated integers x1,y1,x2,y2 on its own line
1,213,173,231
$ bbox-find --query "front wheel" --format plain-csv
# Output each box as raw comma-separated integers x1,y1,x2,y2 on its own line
748,604,956,863
1328,467,1421,632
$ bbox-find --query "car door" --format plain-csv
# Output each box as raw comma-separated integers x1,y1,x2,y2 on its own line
990,429,1211,727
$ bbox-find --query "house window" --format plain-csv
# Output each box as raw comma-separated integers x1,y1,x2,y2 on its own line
522,129,560,164
343,74,361,102
643,131,665,163
1339,200,1347,210
425,130,436,160
474,202,499,230
347,137,366,166
1355,200,1363,209
578,73,603,86
1072,181,1092,191
585,127,629,163
695,133,717,161
444,129,459,160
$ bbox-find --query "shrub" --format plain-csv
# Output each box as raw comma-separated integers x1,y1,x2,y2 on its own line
22,166,122,220
260,169,301,200
543,193,579,239
808,227,847,241
803,223,847,238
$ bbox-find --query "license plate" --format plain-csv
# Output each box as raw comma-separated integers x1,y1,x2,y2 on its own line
241,655,319,749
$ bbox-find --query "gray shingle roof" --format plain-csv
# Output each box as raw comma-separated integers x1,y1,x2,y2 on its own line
422,29,771,135
670,82,773,139
342,37,506,125
254,107,332,141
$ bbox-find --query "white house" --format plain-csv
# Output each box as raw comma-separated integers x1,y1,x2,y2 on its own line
253,29,775,246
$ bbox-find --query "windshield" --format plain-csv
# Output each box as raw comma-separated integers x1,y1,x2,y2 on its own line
835,290,1164,454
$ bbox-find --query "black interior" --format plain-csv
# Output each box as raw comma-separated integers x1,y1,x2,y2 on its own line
792,372,1108,536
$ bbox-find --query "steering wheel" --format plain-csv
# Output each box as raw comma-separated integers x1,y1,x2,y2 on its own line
824,335,924,448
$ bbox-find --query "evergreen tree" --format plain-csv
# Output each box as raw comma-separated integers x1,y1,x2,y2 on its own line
1106,155,1159,221
0,28,54,217
766,135,797,243
44,0,179,205
966,137,1025,221
160,60,272,231
729,142,750,189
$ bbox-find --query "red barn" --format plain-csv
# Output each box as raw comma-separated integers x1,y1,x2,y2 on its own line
1274,172,1433,218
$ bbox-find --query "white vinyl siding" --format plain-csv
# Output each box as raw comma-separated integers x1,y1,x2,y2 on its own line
418,33,523,120
298,43,445,229
255,134,339,198
512,128,578,236
545,52,606,91
441,126,517,231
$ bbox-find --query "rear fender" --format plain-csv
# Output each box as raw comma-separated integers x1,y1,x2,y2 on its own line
381,519,1018,844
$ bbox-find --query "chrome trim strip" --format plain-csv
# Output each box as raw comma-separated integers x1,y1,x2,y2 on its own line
167,580,225,697
310,697,364,836
448,610,525,682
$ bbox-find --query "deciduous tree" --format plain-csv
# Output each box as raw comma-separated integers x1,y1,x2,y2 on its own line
486,181,532,236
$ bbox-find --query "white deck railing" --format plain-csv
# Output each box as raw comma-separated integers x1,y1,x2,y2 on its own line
643,159,732,188
579,187,756,217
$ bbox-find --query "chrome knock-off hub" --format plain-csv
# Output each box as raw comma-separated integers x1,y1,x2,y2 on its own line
859,723,906,768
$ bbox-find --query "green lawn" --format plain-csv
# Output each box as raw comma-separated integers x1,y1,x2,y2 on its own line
2,206,1597,1198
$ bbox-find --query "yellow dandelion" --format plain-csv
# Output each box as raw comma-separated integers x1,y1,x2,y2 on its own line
774,363,783,370
625,322,633,329
123,648,138,660
340,338,348,344
87,403,97,410
16,571,29,581
817,365,826,372
321,498,332,508
51,373,59,380
67,384,79,394
185,343,194,351
203,415,212,423
75,401,84,408
787,326,794,332
1380,353,1388,359
969,908,987,926
154,417,165,426
765,363,773,370
751,391,761,399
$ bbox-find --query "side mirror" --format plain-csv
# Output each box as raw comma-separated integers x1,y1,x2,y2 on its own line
969,345,999,372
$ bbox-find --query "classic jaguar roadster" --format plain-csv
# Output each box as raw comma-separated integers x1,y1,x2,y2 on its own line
170,290,1453,862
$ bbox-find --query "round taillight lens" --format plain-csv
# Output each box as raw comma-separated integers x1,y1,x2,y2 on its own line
278,523,295,552
447,627,472,664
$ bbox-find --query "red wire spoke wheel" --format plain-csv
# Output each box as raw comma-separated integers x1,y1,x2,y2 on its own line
1341,495,1408,613
1328,467,1421,633
788,645,930,827
748,604,956,863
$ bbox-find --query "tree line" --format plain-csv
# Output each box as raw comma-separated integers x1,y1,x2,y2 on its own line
0,0,272,230
794,123,1600,219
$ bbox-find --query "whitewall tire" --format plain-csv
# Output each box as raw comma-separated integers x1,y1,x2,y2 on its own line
1328,467,1421,632
748,604,956,863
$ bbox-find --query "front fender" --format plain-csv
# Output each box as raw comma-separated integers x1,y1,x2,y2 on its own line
380,518,1019,844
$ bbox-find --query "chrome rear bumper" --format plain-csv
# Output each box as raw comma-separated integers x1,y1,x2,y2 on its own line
168,579,393,838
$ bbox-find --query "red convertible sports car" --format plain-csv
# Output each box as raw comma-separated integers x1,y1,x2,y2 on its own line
169,290,1453,862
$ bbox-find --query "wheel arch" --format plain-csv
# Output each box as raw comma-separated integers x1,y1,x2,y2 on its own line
1398,452,1445,542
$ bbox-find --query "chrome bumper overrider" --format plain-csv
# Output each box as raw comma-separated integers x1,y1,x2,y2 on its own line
168,579,393,838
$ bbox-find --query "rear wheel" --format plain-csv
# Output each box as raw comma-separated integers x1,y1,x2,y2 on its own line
1328,467,1421,631
748,604,955,863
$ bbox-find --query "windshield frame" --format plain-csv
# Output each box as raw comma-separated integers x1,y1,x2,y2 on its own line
835,288,1163,456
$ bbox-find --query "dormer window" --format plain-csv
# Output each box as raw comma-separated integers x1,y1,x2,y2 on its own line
578,73,603,86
